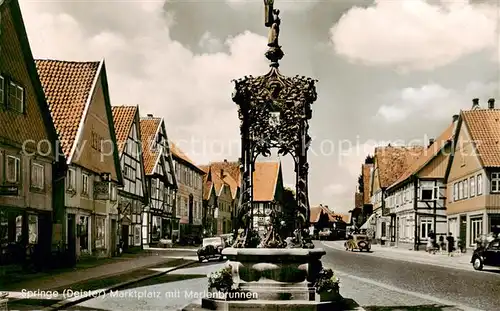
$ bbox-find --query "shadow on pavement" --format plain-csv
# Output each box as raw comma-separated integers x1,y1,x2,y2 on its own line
364,304,454,310
482,268,500,274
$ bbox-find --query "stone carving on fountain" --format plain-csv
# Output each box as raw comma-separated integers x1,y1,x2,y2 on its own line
189,1,344,310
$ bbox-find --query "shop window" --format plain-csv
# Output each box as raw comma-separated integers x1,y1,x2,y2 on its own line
95,217,105,248
15,215,22,242
471,217,483,246
79,216,89,252
134,225,141,246
28,215,38,244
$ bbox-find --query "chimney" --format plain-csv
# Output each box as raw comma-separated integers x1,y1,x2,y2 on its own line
488,98,495,109
220,168,224,178
452,114,459,123
147,114,153,117
428,138,435,147
224,159,228,163
472,98,479,109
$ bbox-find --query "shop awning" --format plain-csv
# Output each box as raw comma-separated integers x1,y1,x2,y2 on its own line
360,213,377,230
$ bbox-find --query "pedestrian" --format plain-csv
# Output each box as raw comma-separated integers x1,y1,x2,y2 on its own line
446,232,455,257
439,235,445,254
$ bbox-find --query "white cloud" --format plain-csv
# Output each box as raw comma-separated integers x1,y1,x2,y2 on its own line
20,1,269,165
377,82,497,123
330,0,496,71
323,183,348,196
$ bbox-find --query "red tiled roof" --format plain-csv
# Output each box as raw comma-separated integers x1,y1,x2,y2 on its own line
140,117,161,175
112,106,137,154
170,142,204,173
375,146,425,188
462,109,500,167
388,123,454,190
310,205,345,223
35,59,100,158
253,161,280,202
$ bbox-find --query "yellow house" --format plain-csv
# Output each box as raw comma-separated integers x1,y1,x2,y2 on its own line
445,98,500,248
36,59,123,259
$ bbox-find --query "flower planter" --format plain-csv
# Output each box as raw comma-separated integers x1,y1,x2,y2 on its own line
318,290,341,302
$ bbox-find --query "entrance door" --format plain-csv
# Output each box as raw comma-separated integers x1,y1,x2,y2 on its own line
459,215,467,250
111,220,117,256
67,214,76,265
121,225,129,251
188,195,194,225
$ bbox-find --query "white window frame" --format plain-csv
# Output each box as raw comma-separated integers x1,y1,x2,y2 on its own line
8,81,24,113
6,155,21,183
477,174,483,195
470,217,483,246
82,173,89,195
31,163,44,189
459,181,464,199
453,183,458,201
463,179,469,198
491,172,500,193
0,75,4,105
420,218,433,239
95,216,106,249
470,176,476,197
67,168,76,191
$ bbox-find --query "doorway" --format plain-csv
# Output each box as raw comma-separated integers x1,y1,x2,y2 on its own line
121,225,129,252
460,215,467,247
188,195,193,225
111,220,117,256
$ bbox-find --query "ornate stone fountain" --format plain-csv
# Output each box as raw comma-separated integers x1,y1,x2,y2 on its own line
185,1,343,310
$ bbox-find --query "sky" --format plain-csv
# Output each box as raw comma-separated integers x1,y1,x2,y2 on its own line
18,0,500,215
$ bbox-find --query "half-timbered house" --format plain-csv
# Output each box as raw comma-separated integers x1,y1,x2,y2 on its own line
140,115,177,245
385,120,455,249
112,106,148,252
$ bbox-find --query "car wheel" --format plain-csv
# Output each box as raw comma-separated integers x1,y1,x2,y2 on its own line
198,256,204,263
219,255,224,261
473,257,483,271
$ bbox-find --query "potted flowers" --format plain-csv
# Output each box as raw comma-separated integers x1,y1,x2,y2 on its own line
208,266,234,294
314,268,341,302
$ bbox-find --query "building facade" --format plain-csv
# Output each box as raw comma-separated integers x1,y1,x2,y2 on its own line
112,106,148,252
385,121,455,249
140,115,177,245
0,0,62,267
366,146,423,244
36,59,123,260
445,99,500,249
251,161,284,233
170,143,204,242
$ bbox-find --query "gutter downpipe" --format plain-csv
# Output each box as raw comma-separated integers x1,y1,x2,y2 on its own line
413,176,419,251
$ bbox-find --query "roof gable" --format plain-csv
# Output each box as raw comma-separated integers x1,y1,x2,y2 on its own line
35,59,100,160
388,123,454,190
112,105,138,155
139,117,161,175
462,108,500,167
0,0,59,157
253,161,281,202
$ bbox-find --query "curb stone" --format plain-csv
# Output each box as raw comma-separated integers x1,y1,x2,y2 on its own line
40,260,197,311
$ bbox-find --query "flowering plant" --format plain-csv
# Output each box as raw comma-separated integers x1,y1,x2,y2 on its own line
207,266,238,293
314,268,340,294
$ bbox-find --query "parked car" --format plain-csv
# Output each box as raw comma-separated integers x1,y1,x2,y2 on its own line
344,234,371,252
197,237,225,262
318,229,332,240
471,238,500,271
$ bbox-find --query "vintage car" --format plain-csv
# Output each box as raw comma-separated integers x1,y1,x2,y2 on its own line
345,234,371,252
220,233,234,246
471,238,500,271
197,237,226,262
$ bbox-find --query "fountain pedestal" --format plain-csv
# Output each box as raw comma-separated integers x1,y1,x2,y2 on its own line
194,247,343,311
